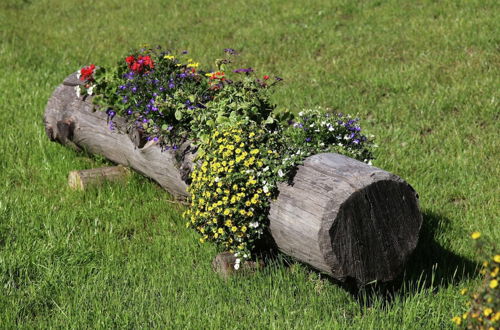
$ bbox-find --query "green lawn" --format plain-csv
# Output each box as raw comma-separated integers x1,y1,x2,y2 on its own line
1,0,499,328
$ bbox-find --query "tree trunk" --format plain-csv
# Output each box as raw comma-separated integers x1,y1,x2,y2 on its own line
44,73,423,285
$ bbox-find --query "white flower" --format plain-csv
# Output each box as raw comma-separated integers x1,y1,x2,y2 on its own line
214,177,219,182
234,263,240,270
263,185,269,193
328,126,335,132
277,169,284,177
368,160,373,166
243,254,248,259
263,166,269,172
87,85,94,96
298,111,304,116
249,222,259,228
76,70,81,79
75,86,81,97
309,123,315,128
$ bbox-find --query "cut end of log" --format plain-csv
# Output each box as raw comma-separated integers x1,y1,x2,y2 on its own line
68,166,130,190
269,153,423,285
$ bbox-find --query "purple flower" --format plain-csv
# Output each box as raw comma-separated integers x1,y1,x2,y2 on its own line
119,85,126,90
173,145,178,150
305,137,312,142
181,50,188,54
106,109,116,118
224,48,239,55
153,137,159,142
131,86,138,93
127,109,133,115
233,68,253,74
124,71,135,80
168,82,175,89
167,125,173,131
179,73,187,78
275,76,283,81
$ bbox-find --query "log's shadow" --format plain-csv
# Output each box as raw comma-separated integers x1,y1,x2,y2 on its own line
348,210,479,306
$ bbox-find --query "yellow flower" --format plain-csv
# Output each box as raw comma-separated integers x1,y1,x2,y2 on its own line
471,231,481,239
218,228,224,234
249,132,255,138
241,226,247,233
490,279,498,289
250,149,259,155
164,55,175,60
231,226,237,232
494,254,500,263
484,308,493,317
199,237,205,243
492,312,500,321
223,209,230,216
460,288,468,295
451,316,461,325
225,220,232,227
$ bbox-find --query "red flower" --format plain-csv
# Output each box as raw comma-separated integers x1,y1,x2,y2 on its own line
126,55,154,73
80,64,95,81
263,75,270,80
125,56,135,64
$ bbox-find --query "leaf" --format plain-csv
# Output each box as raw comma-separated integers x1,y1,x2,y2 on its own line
265,116,274,124
175,110,183,120
216,115,228,124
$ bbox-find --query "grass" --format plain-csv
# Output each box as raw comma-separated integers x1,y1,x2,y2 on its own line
0,0,499,328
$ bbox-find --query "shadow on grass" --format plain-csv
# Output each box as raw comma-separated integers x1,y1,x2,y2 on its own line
350,210,479,306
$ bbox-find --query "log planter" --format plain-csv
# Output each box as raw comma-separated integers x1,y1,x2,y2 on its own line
44,73,423,285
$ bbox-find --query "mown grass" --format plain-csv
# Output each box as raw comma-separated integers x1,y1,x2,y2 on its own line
0,0,499,328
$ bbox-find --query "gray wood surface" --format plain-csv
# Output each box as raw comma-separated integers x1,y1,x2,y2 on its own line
68,165,130,190
268,153,422,284
44,73,194,199
45,73,423,285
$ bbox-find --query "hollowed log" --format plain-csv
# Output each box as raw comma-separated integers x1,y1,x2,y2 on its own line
44,73,422,285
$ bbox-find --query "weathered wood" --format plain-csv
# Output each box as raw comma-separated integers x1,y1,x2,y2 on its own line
45,73,423,285
68,165,130,190
44,72,195,200
268,153,423,285
212,252,264,279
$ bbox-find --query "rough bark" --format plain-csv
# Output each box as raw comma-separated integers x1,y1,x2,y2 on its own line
44,72,196,200
45,73,423,285
268,153,423,285
68,165,130,190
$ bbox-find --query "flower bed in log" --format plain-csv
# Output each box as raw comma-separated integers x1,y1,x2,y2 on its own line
45,45,422,285
76,46,375,263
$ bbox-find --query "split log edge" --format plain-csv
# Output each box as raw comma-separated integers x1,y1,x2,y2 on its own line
44,73,423,285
